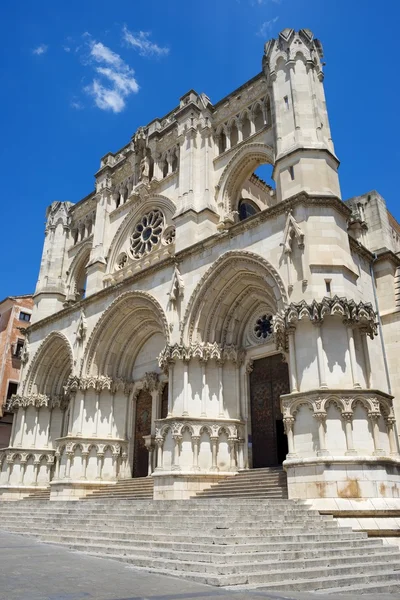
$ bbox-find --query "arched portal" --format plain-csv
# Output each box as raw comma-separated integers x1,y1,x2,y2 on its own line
25,332,73,397
182,250,290,467
84,291,169,380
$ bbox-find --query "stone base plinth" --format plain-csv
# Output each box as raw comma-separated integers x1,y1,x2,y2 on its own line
152,471,232,500
0,485,48,501
284,456,400,501
49,480,117,501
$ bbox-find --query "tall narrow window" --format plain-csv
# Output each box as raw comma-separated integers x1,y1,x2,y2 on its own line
284,96,289,110
289,166,295,180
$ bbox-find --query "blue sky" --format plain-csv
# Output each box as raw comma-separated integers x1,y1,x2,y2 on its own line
0,0,398,299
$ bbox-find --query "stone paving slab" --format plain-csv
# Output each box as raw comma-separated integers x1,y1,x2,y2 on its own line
0,531,400,600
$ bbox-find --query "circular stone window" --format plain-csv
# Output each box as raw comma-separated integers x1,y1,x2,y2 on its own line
254,314,272,339
130,210,164,259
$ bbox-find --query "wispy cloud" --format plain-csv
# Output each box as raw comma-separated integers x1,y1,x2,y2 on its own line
253,0,281,4
70,99,83,110
257,16,279,37
84,40,139,113
122,26,169,58
32,44,48,56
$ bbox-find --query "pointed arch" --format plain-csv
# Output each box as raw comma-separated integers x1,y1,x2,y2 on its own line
180,250,288,346
24,332,74,396
216,142,275,212
83,291,169,379
66,241,92,301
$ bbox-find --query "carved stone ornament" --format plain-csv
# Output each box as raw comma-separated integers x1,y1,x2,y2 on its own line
158,342,244,371
168,264,184,304
75,310,87,343
282,211,305,254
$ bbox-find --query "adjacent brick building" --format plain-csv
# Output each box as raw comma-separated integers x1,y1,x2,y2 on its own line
0,296,33,448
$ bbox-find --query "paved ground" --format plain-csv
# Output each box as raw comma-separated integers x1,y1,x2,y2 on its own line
1,531,400,600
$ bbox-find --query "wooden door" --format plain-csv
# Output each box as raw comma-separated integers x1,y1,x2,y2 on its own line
249,354,290,467
133,390,152,478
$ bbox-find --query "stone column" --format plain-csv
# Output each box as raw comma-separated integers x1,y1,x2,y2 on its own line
314,323,327,389
342,412,357,455
9,408,18,446
65,452,73,479
33,408,40,447
210,436,219,472
78,391,85,436
237,439,244,470
93,391,100,436
314,413,329,456
96,452,104,480
82,452,89,480
288,328,299,393
19,460,27,485
228,439,237,472
45,408,52,448
151,389,159,436
33,461,40,486
68,393,76,435
369,413,384,456
287,60,300,142
172,434,181,471
360,329,373,388
55,454,61,480
200,360,207,417
147,445,154,477
347,327,361,389
6,458,13,483
155,438,164,472
235,363,241,420
283,416,296,457
182,360,189,417
217,361,224,417
18,407,26,447
113,450,120,479
109,393,115,438
192,436,200,472
385,417,399,456
168,361,174,417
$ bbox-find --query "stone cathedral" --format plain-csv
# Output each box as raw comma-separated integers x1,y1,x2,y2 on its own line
2,28,400,503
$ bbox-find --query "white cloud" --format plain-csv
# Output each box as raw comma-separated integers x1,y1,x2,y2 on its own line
83,39,139,113
63,46,71,53
122,26,169,58
32,44,48,55
70,99,83,110
257,16,279,37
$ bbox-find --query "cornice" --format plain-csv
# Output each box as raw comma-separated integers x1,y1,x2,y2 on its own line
374,248,400,267
348,236,375,262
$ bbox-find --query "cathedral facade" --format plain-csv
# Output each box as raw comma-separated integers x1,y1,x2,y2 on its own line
2,28,400,502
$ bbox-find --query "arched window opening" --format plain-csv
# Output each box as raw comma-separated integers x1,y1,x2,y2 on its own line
238,199,260,221
87,221,93,237
242,114,251,140
148,155,154,182
254,105,264,132
218,131,227,154
72,229,79,245
162,157,168,178
171,152,178,172
79,226,85,242
253,164,275,189
230,122,239,147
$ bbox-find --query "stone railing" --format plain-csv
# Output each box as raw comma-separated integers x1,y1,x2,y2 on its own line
280,390,399,459
0,447,55,487
153,418,245,474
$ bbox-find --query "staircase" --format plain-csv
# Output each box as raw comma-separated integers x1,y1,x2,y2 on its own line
23,488,51,501
196,467,287,499
84,477,153,500
0,497,400,593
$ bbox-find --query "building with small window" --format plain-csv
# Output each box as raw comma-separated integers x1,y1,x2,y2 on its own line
0,295,33,448
1,29,400,505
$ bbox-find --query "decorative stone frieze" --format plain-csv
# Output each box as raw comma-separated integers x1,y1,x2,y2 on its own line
64,374,134,396
158,342,245,371
7,392,70,414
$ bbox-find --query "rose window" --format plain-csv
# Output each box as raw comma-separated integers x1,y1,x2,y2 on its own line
254,314,272,339
130,210,164,259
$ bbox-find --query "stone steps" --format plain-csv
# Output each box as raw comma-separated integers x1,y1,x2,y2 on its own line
195,467,288,498
84,477,153,500
23,488,51,501
1,496,400,592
